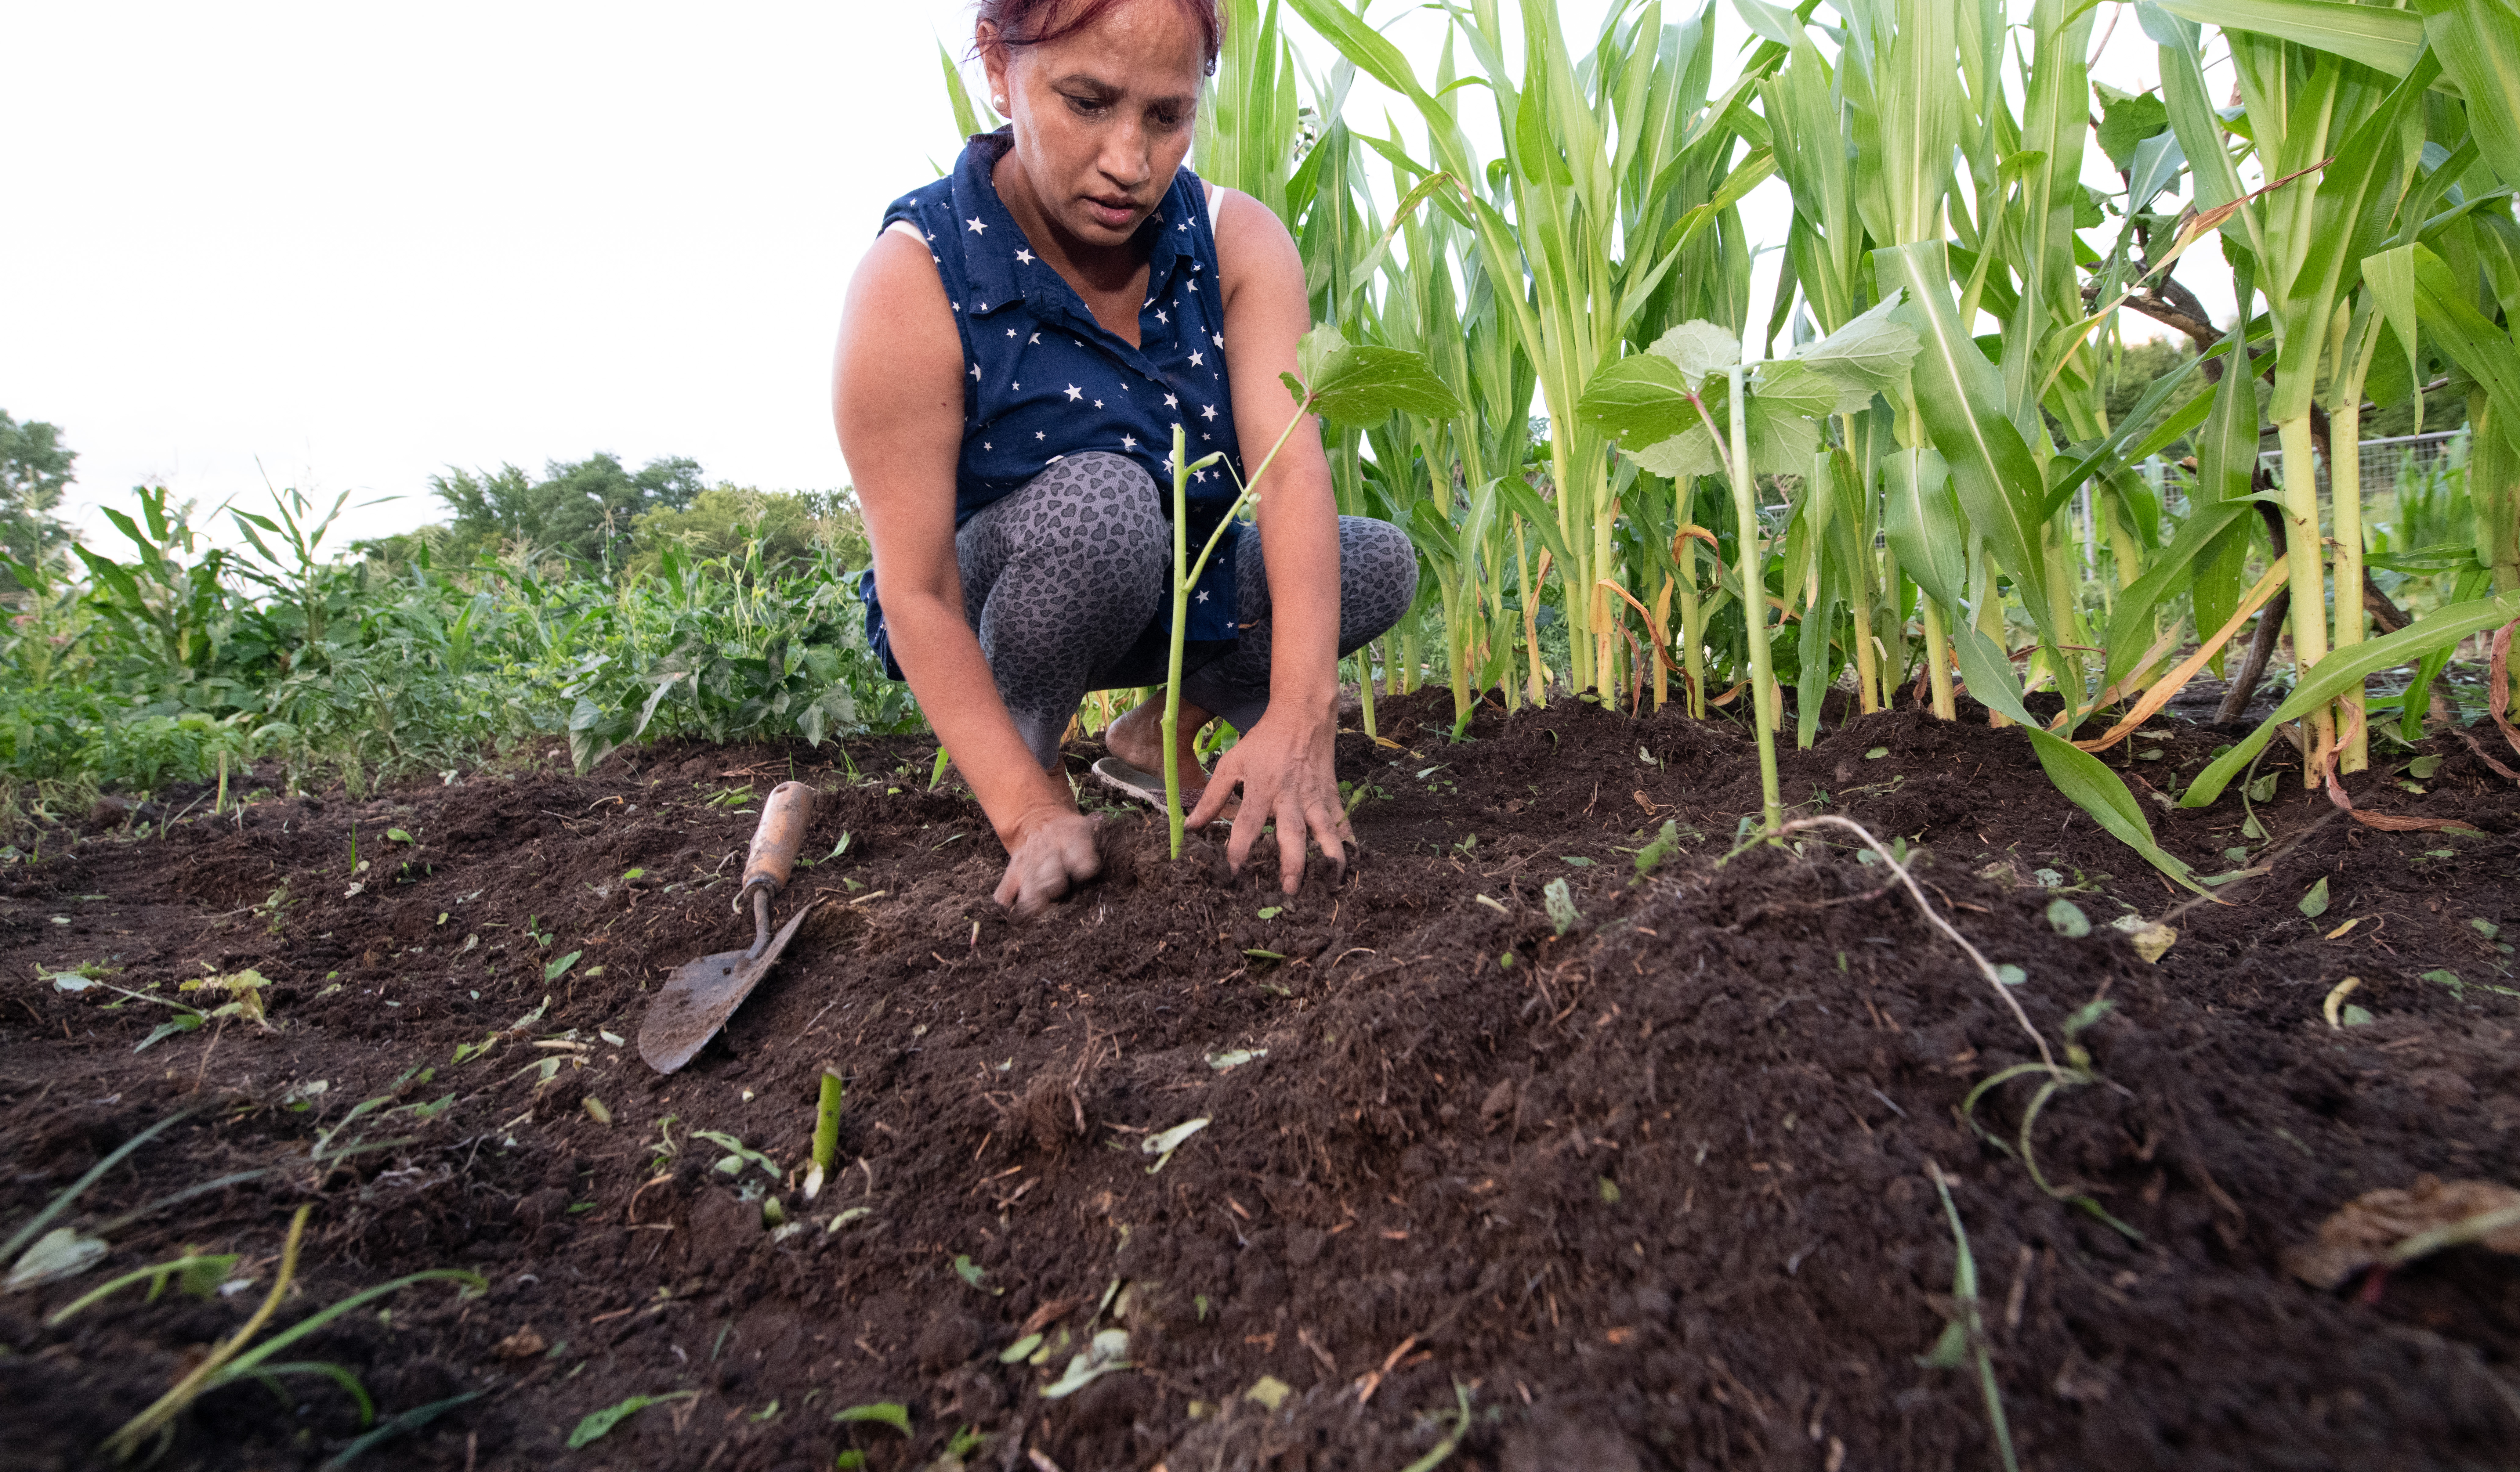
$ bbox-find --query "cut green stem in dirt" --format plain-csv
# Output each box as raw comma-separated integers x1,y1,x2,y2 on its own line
809,1066,844,1196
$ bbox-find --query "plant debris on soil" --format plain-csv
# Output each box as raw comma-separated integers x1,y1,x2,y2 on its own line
4,688,2517,1471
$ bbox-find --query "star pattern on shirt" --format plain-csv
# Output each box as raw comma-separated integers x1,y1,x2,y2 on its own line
895,173,1247,640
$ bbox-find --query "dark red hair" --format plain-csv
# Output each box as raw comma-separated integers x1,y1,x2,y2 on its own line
975,0,1224,76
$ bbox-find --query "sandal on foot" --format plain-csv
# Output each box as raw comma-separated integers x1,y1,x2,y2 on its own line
1089,756,1237,824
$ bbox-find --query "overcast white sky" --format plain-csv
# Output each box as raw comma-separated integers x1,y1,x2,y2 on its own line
2,2,2192,551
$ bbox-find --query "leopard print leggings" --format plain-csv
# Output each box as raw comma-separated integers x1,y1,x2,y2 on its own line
955,450,1418,765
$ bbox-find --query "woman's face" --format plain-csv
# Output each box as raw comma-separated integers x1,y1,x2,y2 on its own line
981,0,1205,252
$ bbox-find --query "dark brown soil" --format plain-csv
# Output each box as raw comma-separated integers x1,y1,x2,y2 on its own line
4,691,2517,1472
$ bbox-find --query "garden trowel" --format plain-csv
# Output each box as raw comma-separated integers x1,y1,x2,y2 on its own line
640,780,819,1073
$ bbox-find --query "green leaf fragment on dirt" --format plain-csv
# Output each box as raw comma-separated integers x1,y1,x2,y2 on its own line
2046,899,2091,938
2298,878,2331,918
831,1402,911,1435
1142,1117,1211,1174
4,1228,109,1291
566,1391,697,1449
1243,1375,1294,1412
1042,1328,1131,1399
544,950,583,982
999,1333,1043,1364
1865,747,1890,759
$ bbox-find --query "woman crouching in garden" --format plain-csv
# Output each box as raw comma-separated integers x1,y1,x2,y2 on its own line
831,0,1415,916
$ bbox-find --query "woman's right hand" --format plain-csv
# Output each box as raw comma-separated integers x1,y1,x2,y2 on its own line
993,805,1102,918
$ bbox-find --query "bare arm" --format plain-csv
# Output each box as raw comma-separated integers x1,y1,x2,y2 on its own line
833,231,1098,915
1187,189,1350,887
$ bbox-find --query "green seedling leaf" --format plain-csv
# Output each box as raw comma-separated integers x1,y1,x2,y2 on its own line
826,1207,872,1233
2423,969,2465,1000
1543,877,1582,936
1560,855,1597,867
2046,899,2091,938
452,1035,497,1066
385,828,413,844
1293,326,1463,425
952,1254,999,1293
2472,918,2502,940
2408,755,2443,779
2341,1005,2376,1026
2064,1000,2116,1037
1042,1328,1132,1399
1256,907,1283,920
1205,1048,1267,1071
1242,949,1288,961
691,1131,778,1180
1142,1117,1211,1174
135,1014,205,1052
831,1402,911,1435
1866,747,1891,760
2298,878,2331,919
4,1227,108,1291
999,1333,1044,1364
543,950,583,983
1597,1176,1621,1204
2247,772,2280,803
1994,965,2029,987
567,1391,697,1449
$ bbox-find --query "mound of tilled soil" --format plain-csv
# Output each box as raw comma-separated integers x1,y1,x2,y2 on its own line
3,691,2516,1471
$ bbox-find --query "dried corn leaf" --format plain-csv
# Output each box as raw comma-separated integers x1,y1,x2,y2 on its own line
2283,1175,2520,1289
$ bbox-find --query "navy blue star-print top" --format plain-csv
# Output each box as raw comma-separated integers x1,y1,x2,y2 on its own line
858,128,1248,676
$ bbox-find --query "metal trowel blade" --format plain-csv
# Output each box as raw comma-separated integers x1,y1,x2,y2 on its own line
639,901,819,1074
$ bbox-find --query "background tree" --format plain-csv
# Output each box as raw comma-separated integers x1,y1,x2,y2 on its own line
0,409,78,590
427,452,703,568
628,485,870,579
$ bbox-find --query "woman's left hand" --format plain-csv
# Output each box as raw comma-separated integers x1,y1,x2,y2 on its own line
1187,709,1349,894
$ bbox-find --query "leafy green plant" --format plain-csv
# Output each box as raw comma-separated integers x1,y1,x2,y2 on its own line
1156,327,1458,856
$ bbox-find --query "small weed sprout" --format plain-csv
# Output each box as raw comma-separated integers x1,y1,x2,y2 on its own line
101,1205,485,1461
1918,1161,2020,1472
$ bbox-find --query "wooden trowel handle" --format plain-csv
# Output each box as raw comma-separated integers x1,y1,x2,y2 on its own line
739,781,816,899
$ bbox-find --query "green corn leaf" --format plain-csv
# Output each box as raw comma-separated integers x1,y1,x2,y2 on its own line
2185,590,2520,806
832,1402,913,1436
1953,622,2037,728
2097,497,2276,693
1883,449,1966,607
2021,727,2208,895
2416,0,2520,191
2411,246,2520,451
2150,0,2426,76
1875,241,2057,648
